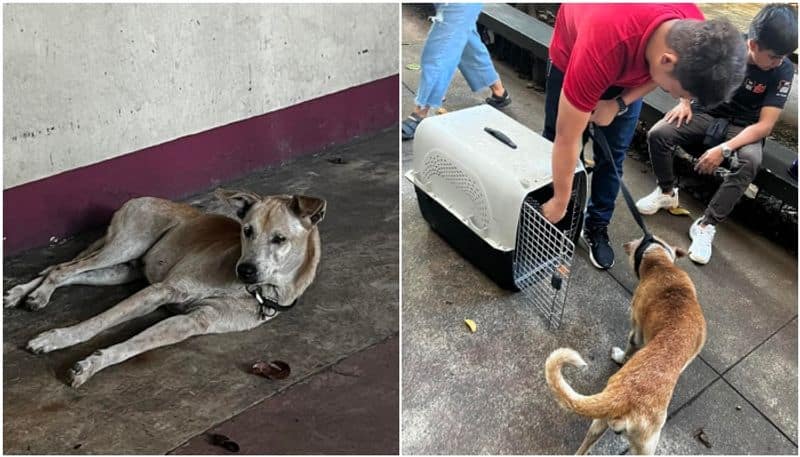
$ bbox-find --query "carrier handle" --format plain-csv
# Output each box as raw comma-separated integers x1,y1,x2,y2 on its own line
483,127,517,149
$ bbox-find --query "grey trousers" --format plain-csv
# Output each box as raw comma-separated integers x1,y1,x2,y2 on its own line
647,112,762,225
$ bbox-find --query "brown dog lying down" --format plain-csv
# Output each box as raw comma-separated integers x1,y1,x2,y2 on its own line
4,189,325,387
545,235,706,455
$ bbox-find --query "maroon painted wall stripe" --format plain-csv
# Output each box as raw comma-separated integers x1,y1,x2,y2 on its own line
4,75,398,256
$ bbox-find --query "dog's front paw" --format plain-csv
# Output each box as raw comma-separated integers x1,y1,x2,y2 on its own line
3,285,29,308
27,328,77,354
69,356,100,388
610,346,626,365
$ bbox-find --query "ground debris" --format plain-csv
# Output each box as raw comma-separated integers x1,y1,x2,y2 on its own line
252,360,291,380
667,207,692,217
208,433,239,452
327,157,348,165
693,427,712,448
464,319,477,333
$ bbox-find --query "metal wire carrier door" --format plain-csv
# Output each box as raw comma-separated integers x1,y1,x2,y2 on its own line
512,193,581,329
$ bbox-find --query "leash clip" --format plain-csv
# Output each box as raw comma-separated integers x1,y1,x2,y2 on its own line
250,287,278,319
248,285,298,320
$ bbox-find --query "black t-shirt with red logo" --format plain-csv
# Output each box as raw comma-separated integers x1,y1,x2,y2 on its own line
706,57,794,125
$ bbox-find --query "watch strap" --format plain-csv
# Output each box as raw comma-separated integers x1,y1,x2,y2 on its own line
615,96,628,115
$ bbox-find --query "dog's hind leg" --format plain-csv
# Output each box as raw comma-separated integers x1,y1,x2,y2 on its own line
5,262,140,311
638,430,661,455
4,238,110,309
4,276,47,309
27,283,182,354
59,262,143,287
575,419,608,455
23,199,180,310
628,429,661,455
67,305,218,387
628,415,664,455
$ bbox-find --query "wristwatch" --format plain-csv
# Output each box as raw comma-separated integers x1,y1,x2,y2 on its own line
614,96,629,116
721,143,733,159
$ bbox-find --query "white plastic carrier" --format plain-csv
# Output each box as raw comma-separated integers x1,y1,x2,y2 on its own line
405,105,588,328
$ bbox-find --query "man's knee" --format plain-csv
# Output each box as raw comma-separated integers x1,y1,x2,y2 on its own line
646,120,677,147
736,144,763,178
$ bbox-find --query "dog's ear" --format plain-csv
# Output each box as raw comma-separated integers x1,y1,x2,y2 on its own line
290,195,326,226
215,188,262,219
674,246,688,258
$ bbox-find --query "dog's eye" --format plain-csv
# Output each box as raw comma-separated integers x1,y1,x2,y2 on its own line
242,225,253,238
271,234,286,244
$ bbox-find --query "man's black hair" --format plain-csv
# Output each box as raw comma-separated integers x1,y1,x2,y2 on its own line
667,18,748,108
749,3,798,56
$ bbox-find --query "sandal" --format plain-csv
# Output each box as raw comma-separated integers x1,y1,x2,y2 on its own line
402,113,424,141
486,90,511,109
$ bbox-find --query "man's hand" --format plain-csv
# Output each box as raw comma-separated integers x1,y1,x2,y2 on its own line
589,99,618,127
541,197,569,224
664,98,692,128
695,146,724,174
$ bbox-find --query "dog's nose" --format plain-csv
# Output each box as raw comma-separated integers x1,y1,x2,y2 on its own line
236,263,258,283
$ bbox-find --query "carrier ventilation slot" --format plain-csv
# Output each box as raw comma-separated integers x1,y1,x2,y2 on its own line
420,151,490,230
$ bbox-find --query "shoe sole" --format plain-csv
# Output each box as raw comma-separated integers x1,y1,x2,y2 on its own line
581,233,614,270
637,203,678,216
688,252,710,264
637,206,660,216
486,99,511,109
687,225,710,264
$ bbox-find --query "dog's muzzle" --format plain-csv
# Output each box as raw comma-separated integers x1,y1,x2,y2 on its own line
246,285,298,319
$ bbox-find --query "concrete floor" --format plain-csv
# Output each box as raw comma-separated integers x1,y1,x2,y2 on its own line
3,128,399,454
401,6,797,455
172,336,399,455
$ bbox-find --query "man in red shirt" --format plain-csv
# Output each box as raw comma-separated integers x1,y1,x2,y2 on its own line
540,4,747,270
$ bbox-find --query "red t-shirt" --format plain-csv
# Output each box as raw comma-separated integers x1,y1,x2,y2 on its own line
549,3,705,112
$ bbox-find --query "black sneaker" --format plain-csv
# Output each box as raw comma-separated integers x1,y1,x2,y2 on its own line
485,90,511,109
582,225,614,269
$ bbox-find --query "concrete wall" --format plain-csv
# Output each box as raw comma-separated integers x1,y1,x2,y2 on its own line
4,3,398,189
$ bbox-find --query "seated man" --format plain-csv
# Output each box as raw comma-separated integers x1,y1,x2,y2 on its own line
636,3,797,264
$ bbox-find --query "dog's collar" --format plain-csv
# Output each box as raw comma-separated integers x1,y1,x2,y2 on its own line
633,234,670,279
247,285,297,319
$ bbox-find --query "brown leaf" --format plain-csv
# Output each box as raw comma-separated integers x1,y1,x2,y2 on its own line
252,360,291,380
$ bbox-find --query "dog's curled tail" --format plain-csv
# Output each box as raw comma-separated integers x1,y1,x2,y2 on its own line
545,348,613,419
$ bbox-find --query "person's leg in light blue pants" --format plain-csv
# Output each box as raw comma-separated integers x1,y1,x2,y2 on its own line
402,3,511,140
402,3,509,140
415,3,500,109
458,19,501,94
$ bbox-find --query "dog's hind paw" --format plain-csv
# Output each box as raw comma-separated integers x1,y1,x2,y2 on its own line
4,285,29,308
24,289,51,311
610,346,626,364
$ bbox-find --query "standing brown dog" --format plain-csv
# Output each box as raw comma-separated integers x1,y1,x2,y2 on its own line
545,235,706,455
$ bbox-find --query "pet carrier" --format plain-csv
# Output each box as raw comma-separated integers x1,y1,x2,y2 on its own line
405,105,588,328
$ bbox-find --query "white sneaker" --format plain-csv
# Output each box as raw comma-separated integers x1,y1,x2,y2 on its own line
689,217,716,264
636,187,679,215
